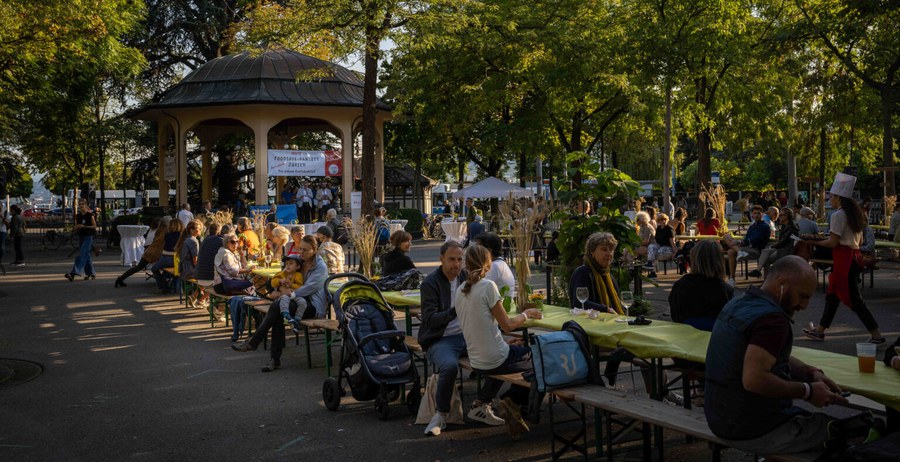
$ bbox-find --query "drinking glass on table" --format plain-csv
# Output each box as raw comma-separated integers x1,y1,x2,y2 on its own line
575,286,589,310
620,291,634,321
264,251,272,268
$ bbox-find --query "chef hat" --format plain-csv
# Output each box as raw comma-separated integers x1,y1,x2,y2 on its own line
829,172,856,199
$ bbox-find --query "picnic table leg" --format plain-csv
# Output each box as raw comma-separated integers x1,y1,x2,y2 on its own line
404,306,412,336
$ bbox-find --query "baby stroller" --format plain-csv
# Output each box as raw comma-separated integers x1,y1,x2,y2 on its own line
322,273,422,420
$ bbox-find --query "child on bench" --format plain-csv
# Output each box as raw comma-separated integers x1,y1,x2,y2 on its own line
270,255,305,331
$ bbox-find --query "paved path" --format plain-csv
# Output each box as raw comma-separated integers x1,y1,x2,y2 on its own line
0,238,897,461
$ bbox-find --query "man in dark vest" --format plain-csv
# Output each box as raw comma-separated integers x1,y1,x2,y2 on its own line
705,256,848,455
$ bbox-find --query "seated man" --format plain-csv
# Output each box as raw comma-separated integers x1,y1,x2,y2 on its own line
418,241,468,436
724,205,770,287
705,256,849,455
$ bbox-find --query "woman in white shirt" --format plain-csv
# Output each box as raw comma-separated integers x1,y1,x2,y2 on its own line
474,232,516,297
455,244,542,438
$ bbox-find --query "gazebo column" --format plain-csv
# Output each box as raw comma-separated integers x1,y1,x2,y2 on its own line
253,121,273,205
375,124,385,204
342,124,354,210
157,123,169,208
200,140,212,203
176,128,188,206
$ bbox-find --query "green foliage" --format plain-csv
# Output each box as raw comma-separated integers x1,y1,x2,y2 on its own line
629,297,653,317
555,153,641,276
394,208,424,237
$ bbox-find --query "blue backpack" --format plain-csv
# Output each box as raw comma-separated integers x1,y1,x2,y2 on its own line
530,320,596,392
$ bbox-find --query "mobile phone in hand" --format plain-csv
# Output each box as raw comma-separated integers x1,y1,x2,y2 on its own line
839,391,851,398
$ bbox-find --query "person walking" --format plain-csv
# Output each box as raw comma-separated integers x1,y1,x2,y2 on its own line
0,204,9,265
65,199,97,281
9,204,26,266
802,173,885,344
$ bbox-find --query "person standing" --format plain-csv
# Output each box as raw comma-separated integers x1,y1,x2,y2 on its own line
802,173,885,344
296,182,313,223
0,204,9,265
176,203,194,227
418,241,467,436
9,204,25,266
464,198,479,225
65,199,97,281
465,214,485,247
316,181,333,221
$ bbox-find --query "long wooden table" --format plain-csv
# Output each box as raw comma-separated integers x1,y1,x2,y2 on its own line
527,305,900,411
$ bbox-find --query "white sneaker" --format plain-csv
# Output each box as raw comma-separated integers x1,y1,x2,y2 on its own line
737,250,749,260
467,403,505,426
727,278,736,288
424,412,446,436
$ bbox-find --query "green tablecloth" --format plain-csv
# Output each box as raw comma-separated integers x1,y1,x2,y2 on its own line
528,305,900,410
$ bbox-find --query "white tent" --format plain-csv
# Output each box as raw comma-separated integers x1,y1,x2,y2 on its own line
452,176,532,199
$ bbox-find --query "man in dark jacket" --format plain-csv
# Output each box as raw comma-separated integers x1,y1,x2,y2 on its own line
418,241,466,436
705,257,847,455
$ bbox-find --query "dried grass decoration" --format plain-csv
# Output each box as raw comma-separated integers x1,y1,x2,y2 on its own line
884,195,896,226
349,217,378,279
698,184,728,235
499,195,554,312
210,210,234,230
250,209,269,252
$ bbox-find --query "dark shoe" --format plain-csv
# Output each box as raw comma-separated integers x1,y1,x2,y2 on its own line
84,275,95,280
231,341,257,352
748,269,762,278
802,326,825,341
261,359,281,372
114,279,126,288
64,273,74,282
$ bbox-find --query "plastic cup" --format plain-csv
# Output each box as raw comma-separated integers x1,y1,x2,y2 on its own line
856,342,877,373
689,229,695,237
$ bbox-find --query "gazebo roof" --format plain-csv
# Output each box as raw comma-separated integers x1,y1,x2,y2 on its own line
134,50,390,115
385,165,437,188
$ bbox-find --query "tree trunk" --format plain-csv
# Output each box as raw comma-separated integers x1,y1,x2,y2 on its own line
663,84,672,213
881,90,896,197
519,150,527,188
570,108,583,186
818,127,827,218
360,26,379,217
695,76,711,194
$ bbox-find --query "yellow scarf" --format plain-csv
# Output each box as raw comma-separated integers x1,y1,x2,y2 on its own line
585,257,623,315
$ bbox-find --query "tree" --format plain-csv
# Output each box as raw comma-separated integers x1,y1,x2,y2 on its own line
792,0,900,197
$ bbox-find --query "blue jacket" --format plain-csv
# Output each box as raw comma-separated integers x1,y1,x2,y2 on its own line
742,220,770,250
294,255,328,317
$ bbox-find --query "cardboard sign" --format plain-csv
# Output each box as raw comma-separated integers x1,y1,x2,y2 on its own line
267,149,341,177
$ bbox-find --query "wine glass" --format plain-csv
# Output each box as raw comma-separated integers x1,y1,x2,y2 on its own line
620,291,634,321
575,287,589,310
264,252,272,268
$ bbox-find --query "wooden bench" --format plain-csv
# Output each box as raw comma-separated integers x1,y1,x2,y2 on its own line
249,299,339,372
206,290,232,328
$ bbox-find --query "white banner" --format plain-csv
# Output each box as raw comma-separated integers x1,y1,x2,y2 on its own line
267,149,342,177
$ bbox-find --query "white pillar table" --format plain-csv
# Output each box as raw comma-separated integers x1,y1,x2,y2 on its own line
118,225,149,266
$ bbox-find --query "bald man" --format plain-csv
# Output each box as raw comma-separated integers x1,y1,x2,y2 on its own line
705,256,850,455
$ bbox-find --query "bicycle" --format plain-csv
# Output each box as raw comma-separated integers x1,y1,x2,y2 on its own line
42,228,79,251
424,214,445,240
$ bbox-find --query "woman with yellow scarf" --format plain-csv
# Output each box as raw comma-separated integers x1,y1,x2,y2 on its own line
568,232,624,315
569,232,629,385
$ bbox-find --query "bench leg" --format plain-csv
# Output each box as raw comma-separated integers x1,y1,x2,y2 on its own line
549,396,588,461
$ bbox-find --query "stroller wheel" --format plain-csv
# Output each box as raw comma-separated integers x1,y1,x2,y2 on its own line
406,387,422,415
374,395,390,421
385,386,400,402
323,377,342,411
